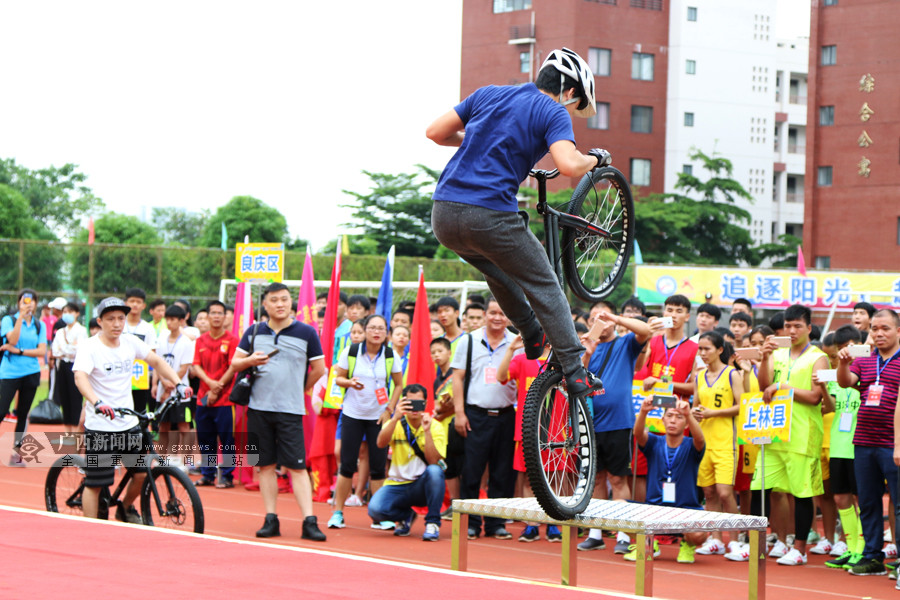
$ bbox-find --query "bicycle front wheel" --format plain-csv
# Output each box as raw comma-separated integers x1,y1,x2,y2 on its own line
561,166,634,302
45,455,87,516
521,369,596,521
141,467,204,534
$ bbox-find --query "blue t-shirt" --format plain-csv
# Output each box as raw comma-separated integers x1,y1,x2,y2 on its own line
0,313,46,379
332,319,352,364
641,434,704,510
587,332,645,432
432,83,575,212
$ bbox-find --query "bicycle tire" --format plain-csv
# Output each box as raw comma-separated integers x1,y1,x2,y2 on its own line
141,466,205,534
521,368,596,521
45,455,87,516
561,166,635,302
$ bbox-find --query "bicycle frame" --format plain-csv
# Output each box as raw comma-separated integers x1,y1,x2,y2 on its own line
531,169,613,290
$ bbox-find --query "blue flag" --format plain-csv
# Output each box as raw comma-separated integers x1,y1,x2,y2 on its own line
633,239,643,265
376,246,395,322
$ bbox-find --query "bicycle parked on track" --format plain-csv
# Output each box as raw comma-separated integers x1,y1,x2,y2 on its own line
44,393,204,533
521,157,634,521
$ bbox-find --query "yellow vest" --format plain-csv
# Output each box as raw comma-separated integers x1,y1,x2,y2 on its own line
772,345,826,457
697,366,737,451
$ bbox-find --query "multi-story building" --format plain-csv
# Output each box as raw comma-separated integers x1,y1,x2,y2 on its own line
803,0,900,270
461,0,809,255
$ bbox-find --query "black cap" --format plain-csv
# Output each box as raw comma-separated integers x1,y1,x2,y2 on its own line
96,297,130,317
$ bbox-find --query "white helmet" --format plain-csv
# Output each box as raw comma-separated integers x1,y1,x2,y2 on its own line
540,47,596,118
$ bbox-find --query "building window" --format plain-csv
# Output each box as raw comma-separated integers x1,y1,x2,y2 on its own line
588,102,611,130
684,112,694,127
631,53,654,81
821,45,837,66
824,0,837,5
819,105,834,126
815,256,831,269
519,51,530,74
630,105,653,133
493,0,532,12
630,159,651,186
686,59,696,75
817,166,833,186
630,0,662,9
683,164,693,175
589,48,611,77
687,6,697,21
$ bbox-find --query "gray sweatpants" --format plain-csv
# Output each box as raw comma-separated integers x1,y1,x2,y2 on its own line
431,200,583,373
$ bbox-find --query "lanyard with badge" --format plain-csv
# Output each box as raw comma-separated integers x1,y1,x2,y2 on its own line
482,337,500,385
662,443,682,503
866,348,900,407
838,388,855,432
660,337,686,384
783,343,810,383
369,347,390,405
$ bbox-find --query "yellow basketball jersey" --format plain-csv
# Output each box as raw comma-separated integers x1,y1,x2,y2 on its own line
697,366,737,451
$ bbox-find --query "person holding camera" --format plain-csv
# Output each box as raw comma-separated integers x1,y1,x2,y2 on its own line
1,288,47,462
367,384,446,541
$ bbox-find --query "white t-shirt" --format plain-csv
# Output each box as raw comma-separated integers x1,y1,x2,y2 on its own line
155,331,194,400
73,334,152,432
337,344,402,421
51,322,88,362
124,319,157,348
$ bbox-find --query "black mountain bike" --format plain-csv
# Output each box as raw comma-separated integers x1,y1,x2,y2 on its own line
522,158,634,521
44,394,204,533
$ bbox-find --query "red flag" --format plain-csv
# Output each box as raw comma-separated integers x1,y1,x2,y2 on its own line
296,248,317,326
406,266,437,412
320,241,343,369
88,218,95,245
797,244,807,277
230,282,256,488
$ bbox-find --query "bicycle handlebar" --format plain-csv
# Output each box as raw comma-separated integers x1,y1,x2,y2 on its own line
529,169,560,179
114,389,192,422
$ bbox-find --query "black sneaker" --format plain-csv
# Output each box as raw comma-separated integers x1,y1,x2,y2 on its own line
565,366,603,398
440,507,453,521
849,557,887,576
487,527,513,540
523,329,548,360
578,537,606,551
467,527,480,540
115,501,142,524
394,511,417,537
256,513,281,538
301,516,326,541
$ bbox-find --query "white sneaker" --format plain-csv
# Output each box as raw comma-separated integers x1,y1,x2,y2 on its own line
725,542,751,562
886,529,893,543
810,538,833,555
726,540,743,554
884,543,898,559
697,538,726,555
345,494,364,507
785,533,796,547
830,540,849,557
776,548,807,566
769,540,789,558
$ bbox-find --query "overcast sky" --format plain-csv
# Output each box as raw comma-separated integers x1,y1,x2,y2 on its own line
0,0,809,251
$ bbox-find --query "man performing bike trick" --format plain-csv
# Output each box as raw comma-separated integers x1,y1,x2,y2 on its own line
73,297,188,522
427,47,607,404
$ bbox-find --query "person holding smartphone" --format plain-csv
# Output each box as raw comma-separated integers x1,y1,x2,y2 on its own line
367,384,446,541
1,288,47,463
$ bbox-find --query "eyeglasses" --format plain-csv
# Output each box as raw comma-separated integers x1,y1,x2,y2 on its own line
366,326,387,332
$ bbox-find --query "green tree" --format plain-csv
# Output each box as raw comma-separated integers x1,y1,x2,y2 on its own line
200,196,288,249
341,165,441,258
755,233,802,268
152,207,210,246
0,184,64,292
0,158,104,235
635,150,758,266
69,213,161,296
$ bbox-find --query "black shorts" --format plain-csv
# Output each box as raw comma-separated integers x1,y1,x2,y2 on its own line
595,428,632,478
83,426,145,488
830,457,857,496
158,398,191,425
248,408,306,470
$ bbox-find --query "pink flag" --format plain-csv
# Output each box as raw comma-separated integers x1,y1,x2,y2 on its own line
296,248,317,326
88,218,95,245
797,245,807,277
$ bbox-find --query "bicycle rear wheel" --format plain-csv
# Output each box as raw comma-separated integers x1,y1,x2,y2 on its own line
141,466,204,534
561,166,634,302
521,369,596,521
45,456,87,516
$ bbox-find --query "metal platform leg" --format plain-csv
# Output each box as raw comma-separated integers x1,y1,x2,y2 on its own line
561,525,578,586
451,512,469,572
635,533,654,596
749,528,766,600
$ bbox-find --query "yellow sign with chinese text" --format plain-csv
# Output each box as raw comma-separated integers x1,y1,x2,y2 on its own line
632,380,666,434
737,390,793,445
236,243,284,283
